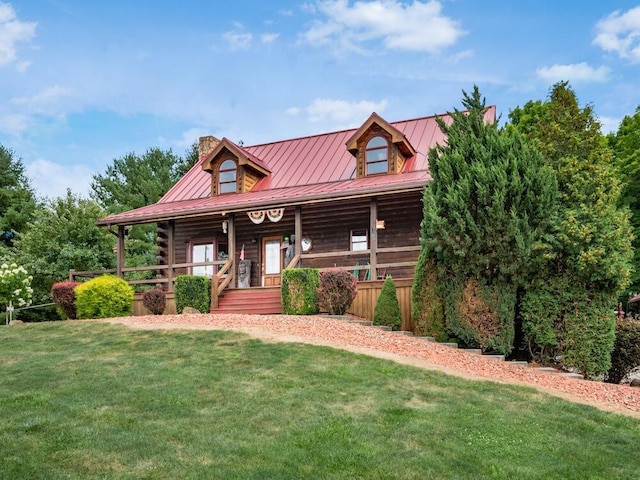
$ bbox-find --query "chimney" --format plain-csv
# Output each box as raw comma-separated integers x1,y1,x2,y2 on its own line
198,136,220,161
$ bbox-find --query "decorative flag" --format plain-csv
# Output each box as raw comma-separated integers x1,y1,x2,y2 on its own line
267,208,285,222
248,211,266,224
240,244,245,261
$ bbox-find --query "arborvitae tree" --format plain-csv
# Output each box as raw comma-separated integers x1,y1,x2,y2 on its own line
609,105,640,294
511,82,633,378
413,86,558,354
374,275,402,331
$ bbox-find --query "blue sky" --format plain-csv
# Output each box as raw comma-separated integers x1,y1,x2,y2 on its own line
1,0,640,199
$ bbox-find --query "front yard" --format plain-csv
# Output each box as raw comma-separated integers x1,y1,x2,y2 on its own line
1,321,639,479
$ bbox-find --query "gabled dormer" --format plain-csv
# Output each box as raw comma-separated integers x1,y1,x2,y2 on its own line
346,112,416,178
201,137,271,196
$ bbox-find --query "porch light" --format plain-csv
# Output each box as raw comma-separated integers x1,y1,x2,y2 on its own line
222,220,228,234
375,219,385,230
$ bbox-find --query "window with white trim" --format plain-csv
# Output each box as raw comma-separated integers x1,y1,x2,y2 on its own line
218,159,237,194
365,136,388,175
350,229,368,251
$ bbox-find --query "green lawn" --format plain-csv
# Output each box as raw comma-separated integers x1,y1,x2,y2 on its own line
1,321,639,479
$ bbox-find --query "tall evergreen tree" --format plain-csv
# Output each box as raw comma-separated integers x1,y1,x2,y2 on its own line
0,145,37,248
609,105,640,294
510,82,633,377
413,86,558,354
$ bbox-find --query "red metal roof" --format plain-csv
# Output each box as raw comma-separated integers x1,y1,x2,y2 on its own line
98,107,496,226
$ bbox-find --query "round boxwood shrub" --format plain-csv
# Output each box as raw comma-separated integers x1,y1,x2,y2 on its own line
174,275,210,314
51,281,80,320
374,275,402,330
282,268,320,315
317,270,357,315
142,288,166,315
75,275,134,319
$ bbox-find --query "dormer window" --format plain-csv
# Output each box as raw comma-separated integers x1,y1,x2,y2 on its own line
219,159,237,194
365,136,388,175
201,138,271,196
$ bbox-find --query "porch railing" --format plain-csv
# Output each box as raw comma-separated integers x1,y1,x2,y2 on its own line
211,260,233,309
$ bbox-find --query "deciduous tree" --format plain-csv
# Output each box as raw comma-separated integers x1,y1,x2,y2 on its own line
13,190,115,321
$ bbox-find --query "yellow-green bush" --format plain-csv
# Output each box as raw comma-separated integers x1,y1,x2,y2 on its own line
75,275,134,319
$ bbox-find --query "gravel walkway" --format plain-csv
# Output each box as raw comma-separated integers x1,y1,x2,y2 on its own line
101,313,640,418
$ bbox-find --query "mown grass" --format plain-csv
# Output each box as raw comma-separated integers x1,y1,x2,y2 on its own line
1,321,639,479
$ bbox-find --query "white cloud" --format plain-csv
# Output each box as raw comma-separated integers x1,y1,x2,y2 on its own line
535,63,611,83
594,6,640,63
598,116,621,134
12,84,73,114
286,106,301,116
173,127,212,148
26,158,94,199
301,0,463,54
0,112,29,135
306,98,387,125
261,32,279,43
223,26,253,50
0,1,36,66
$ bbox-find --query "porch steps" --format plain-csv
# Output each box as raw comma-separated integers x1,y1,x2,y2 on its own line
211,287,282,315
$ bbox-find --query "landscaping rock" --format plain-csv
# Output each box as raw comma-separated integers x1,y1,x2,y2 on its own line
182,307,201,315
630,379,640,387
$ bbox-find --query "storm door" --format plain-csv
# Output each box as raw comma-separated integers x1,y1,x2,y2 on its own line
261,236,282,286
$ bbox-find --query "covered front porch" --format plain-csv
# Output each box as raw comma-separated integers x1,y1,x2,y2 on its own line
75,192,422,328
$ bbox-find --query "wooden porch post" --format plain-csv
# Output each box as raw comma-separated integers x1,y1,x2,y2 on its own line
228,214,236,287
369,198,378,279
167,220,175,291
117,225,125,278
295,206,302,261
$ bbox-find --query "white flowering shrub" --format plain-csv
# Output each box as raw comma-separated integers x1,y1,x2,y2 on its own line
0,263,34,309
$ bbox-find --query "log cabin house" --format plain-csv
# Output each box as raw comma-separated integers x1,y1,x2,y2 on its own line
91,108,496,329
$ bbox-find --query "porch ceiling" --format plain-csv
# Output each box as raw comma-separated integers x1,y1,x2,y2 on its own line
96,171,429,227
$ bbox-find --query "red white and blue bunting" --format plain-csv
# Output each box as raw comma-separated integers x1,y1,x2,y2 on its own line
248,208,285,224
248,211,266,224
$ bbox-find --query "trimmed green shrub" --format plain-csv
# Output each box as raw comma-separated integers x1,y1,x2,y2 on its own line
523,282,617,378
444,277,515,354
606,318,640,384
411,252,447,340
174,275,210,314
374,275,402,330
142,288,166,315
51,281,79,320
75,275,134,319
282,268,320,315
317,270,357,315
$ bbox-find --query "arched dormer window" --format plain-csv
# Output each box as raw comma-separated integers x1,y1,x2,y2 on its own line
218,159,237,194
365,136,388,175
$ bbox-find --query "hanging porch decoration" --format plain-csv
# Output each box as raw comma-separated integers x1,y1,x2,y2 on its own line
248,208,285,224
266,208,285,223
248,210,266,224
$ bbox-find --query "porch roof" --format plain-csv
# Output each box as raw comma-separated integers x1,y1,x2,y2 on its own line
97,170,429,226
